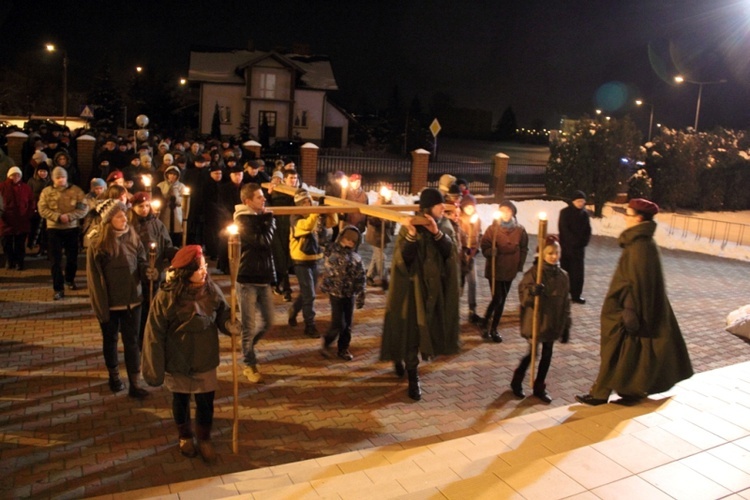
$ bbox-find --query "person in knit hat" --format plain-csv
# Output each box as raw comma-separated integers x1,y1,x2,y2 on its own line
458,193,481,324
156,165,187,247
511,235,571,404
380,187,460,401
479,199,528,343
0,166,35,270
86,199,157,400
576,198,693,406
141,245,232,464
288,187,338,337
26,162,52,253
37,166,88,300
558,190,591,304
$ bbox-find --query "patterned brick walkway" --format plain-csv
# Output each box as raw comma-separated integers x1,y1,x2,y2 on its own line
1,235,749,499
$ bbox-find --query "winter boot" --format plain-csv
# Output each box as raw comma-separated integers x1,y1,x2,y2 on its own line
128,372,149,399
177,423,197,458
393,360,406,378
533,381,552,404
108,367,125,393
196,424,217,464
510,368,526,398
407,368,421,401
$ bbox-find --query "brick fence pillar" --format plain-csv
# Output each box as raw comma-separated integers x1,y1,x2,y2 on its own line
493,152,510,201
300,142,319,188
242,140,262,161
76,134,97,188
410,148,430,195
5,131,28,169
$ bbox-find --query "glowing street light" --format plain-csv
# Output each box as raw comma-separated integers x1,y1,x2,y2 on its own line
635,99,655,141
45,43,68,126
674,75,727,131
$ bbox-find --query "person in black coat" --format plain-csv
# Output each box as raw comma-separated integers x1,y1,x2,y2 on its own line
234,183,275,383
216,165,244,273
558,190,592,304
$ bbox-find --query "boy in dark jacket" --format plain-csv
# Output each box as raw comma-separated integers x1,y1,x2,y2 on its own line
320,226,366,361
234,183,275,383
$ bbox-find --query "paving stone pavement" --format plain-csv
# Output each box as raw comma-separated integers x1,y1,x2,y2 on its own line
1,235,749,499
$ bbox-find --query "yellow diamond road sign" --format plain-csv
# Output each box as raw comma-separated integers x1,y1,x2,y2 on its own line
430,118,441,137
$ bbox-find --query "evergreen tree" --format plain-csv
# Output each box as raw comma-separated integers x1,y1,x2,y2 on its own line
211,101,222,139
494,106,517,141
547,116,642,216
87,63,123,135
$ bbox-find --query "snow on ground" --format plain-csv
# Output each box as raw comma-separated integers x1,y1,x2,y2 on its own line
367,191,750,262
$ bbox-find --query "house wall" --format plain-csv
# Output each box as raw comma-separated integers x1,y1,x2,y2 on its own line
324,105,349,148
199,83,245,136
293,90,325,142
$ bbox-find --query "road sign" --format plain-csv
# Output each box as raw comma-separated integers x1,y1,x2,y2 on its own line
430,118,441,137
80,105,94,119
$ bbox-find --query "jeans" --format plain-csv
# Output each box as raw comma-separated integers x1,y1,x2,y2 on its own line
367,245,387,279
324,295,354,351
172,391,214,427
238,283,274,366
461,258,477,312
47,227,80,291
100,306,142,375
292,261,320,326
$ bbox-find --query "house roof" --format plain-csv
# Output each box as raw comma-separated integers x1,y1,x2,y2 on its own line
188,49,338,91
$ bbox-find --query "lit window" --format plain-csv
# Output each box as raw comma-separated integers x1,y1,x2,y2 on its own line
259,73,276,99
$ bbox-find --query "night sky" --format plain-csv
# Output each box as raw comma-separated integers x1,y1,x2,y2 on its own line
2,0,750,133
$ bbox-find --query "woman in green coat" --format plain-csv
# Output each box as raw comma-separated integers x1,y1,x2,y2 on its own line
380,188,461,401
576,199,693,405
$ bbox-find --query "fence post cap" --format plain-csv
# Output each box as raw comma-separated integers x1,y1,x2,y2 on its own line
301,142,319,150
495,153,510,159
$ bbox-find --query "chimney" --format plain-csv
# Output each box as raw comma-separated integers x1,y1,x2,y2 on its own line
291,42,311,55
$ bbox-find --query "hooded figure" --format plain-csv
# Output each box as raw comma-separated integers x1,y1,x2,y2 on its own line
380,188,460,401
156,165,187,246
576,199,693,405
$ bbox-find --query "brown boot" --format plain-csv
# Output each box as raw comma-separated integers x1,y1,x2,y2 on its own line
177,423,197,458
195,424,217,464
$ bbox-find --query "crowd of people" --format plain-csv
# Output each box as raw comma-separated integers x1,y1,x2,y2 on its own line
0,131,693,464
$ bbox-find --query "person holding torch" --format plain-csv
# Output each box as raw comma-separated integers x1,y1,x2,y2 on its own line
511,234,571,403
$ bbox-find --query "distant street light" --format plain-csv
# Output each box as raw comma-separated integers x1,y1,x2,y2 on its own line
45,43,68,126
136,66,143,73
635,99,655,141
179,78,187,86
674,75,727,131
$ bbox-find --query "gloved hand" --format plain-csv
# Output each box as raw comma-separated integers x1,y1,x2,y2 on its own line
224,319,241,336
145,267,159,281
529,283,545,296
356,292,365,309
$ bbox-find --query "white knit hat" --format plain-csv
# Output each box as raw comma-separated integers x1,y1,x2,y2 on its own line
7,166,22,178
95,199,127,224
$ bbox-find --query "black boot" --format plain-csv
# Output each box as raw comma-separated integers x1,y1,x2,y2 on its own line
511,368,526,398
128,372,149,399
393,360,406,378
108,367,125,392
533,381,552,404
407,368,421,401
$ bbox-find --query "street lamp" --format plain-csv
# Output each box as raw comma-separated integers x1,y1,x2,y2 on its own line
635,99,655,141
674,75,727,131
45,43,68,127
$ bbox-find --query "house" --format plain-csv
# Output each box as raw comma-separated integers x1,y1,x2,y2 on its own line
188,47,349,148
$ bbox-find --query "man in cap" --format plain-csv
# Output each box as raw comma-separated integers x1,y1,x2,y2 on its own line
37,167,89,300
558,190,592,304
576,199,693,406
380,188,460,401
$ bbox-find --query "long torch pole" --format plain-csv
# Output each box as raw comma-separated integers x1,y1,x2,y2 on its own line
379,185,391,282
530,212,548,387
148,242,156,305
181,188,191,248
227,224,240,454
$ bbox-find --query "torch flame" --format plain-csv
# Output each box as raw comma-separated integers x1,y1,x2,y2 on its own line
150,242,156,249
539,212,547,221
470,213,479,224
150,199,161,211
227,224,239,236
183,187,190,196
493,210,502,221
141,175,151,187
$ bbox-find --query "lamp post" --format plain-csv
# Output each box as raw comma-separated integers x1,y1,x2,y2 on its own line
635,99,655,141
45,44,68,127
674,75,727,131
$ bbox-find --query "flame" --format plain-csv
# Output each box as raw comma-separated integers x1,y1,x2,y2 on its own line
141,175,151,187
539,212,547,221
227,224,239,235
470,213,479,224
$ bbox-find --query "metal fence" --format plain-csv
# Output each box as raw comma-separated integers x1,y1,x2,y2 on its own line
427,159,494,194
668,213,750,248
317,154,412,194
